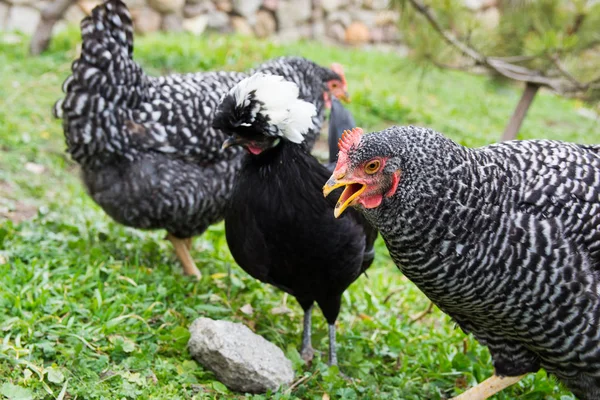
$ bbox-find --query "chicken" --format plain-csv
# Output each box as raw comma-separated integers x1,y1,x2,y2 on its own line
213,74,377,366
53,0,350,278
324,126,600,399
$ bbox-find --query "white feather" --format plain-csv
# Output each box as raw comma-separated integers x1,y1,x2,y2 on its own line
230,73,316,143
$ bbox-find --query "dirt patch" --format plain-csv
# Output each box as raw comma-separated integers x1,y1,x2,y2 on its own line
0,180,38,223
0,203,38,224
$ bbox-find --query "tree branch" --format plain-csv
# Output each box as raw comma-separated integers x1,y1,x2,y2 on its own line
29,0,76,55
405,0,598,96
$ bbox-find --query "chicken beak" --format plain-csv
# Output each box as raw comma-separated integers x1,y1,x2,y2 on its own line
222,135,244,150
338,91,351,103
323,175,365,218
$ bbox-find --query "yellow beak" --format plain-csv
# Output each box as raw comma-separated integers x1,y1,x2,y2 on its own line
323,175,365,218
341,92,351,103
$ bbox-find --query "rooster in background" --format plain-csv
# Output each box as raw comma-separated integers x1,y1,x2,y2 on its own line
324,126,600,399
213,74,377,367
53,0,350,278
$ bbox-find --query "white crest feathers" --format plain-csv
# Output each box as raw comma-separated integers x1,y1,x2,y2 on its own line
231,73,317,143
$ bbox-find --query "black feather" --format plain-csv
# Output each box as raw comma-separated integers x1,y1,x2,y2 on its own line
327,98,356,166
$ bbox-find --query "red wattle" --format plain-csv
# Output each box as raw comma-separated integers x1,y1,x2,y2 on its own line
359,194,383,209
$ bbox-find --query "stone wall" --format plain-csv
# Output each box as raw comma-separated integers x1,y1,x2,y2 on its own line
0,0,499,47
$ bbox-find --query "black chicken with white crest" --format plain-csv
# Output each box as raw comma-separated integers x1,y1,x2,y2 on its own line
53,0,350,279
213,74,377,366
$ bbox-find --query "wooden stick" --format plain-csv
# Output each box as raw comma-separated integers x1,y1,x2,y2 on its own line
30,0,76,55
451,374,526,400
501,82,540,141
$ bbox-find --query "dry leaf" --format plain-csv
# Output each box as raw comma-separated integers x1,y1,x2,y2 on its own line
240,304,254,316
270,305,292,315
25,162,45,175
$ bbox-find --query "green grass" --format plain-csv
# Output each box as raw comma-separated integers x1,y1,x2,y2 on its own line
1,27,597,400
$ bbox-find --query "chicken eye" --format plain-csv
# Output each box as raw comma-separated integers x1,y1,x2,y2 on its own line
364,160,380,175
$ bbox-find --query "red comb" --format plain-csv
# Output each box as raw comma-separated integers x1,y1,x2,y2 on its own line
338,127,363,153
330,63,347,88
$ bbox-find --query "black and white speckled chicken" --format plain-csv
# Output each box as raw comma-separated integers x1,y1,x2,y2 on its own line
213,74,377,366
324,126,600,399
53,0,350,278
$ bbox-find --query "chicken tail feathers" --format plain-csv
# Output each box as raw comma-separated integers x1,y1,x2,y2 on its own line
53,0,147,164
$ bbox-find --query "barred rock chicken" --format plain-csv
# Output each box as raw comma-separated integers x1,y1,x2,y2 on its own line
53,0,349,278
324,126,600,399
213,74,377,366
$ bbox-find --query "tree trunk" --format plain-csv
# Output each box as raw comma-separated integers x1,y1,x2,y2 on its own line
29,0,76,56
501,82,540,141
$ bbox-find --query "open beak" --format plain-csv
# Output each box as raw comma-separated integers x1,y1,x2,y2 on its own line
222,135,245,150
323,175,365,218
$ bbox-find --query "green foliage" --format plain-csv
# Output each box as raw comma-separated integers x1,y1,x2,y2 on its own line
394,0,600,101
1,29,596,399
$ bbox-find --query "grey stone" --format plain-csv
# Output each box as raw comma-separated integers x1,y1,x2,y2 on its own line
206,10,229,31
370,26,384,43
321,0,342,12
326,21,345,41
5,0,35,5
148,0,184,14
32,0,50,11
362,0,389,9
276,0,311,30
214,0,232,12
0,2,9,31
232,0,261,20
374,10,398,26
6,5,40,34
125,0,147,8
231,15,253,35
183,14,208,35
183,0,213,18
262,0,278,11
326,10,351,27
350,9,377,28
188,318,294,394
64,3,85,24
312,20,325,37
162,12,183,31
381,23,401,42
254,9,276,38
277,25,311,41
132,6,162,34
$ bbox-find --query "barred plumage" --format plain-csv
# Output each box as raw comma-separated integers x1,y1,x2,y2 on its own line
326,126,600,398
54,0,347,273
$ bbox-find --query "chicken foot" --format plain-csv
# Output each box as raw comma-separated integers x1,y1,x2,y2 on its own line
300,305,314,364
451,374,526,400
166,233,201,279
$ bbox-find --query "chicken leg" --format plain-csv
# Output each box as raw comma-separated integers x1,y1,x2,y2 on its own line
451,374,526,400
328,323,338,366
166,233,201,279
300,305,315,363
